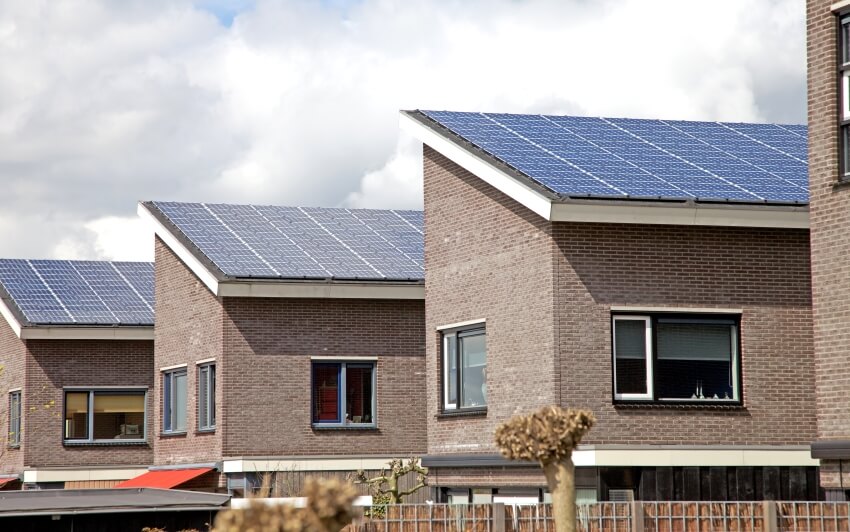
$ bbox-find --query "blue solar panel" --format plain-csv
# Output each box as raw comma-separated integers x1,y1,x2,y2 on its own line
0,259,154,326
149,202,425,281
421,111,809,204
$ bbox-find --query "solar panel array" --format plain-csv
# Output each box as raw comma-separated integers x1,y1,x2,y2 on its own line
422,111,808,204
0,260,154,326
150,201,424,281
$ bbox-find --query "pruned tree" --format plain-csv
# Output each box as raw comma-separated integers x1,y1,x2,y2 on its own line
352,458,428,505
212,477,357,532
494,406,595,532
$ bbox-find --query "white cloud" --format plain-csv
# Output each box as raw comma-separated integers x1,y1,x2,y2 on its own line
0,0,806,260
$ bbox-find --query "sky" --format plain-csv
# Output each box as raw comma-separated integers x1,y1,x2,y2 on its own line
0,0,806,262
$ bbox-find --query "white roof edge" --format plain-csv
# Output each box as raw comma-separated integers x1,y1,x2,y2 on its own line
20,327,154,340
400,111,554,220
0,297,23,338
137,202,221,296
218,281,424,300
401,111,809,229
833,0,850,13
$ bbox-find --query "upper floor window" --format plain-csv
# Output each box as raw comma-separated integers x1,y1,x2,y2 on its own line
442,325,487,411
8,391,20,447
64,389,146,443
311,361,375,427
841,15,850,179
163,368,187,433
612,314,740,404
198,363,216,431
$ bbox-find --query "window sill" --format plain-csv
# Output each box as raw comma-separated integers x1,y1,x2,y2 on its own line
64,440,149,447
312,425,378,431
7,445,19,450
436,408,488,419
159,431,188,438
614,402,745,411
195,428,216,435
835,178,850,190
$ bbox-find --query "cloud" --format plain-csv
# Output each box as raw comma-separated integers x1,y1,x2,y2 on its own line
0,0,806,260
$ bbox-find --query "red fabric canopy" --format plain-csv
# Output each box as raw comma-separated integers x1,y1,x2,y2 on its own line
115,468,212,489
0,478,17,489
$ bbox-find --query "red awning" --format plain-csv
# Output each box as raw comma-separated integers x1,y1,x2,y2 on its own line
115,468,213,489
0,478,17,489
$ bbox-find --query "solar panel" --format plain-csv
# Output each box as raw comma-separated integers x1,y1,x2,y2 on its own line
150,202,425,281
421,111,809,204
0,260,154,326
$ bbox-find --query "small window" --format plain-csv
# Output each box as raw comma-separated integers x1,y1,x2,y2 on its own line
163,368,188,433
442,326,486,411
8,391,21,447
63,390,146,442
198,364,216,431
612,314,740,403
311,361,375,427
840,15,850,179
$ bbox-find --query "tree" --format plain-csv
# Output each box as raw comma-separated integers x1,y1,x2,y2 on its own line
352,457,428,504
494,405,595,532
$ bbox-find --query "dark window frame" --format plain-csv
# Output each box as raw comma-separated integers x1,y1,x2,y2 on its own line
440,325,487,413
197,363,216,432
839,14,850,180
62,388,148,444
611,312,742,405
310,360,377,428
162,368,188,434
8,390,20,448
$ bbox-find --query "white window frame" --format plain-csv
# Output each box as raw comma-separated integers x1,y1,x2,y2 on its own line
197,363,216,432
311,361,377,428
163,368,188,434
441,325,487,411
8,390,21,447
612,315,653,401
62,388,148,444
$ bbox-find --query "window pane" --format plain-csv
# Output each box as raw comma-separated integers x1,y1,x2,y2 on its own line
163,373,172,431
210,366,216,427
460,333,486,408
614,319,648,395
843,126,850,177
9,393,20,446
93,393,145,440
199,366,209,429
346,364,373,424
173,372,187,432
843,18,850,65
65,392,89,440
656,322,734,400
313,364,339,423
446,335,457,406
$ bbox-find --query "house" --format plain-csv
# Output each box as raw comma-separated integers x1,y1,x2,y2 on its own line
805,0,850,501
401,110,820,502
128,201,427,496
0,259,154,490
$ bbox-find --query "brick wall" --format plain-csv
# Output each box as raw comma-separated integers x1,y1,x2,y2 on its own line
0,317,24,475
808,0,850,489
423,144,816,455
23,339,153,467
221,296,426,457
153,237,224,465
423,146,560,455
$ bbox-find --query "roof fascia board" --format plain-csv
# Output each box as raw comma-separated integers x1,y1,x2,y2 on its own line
20,327,153,341
217,281,424,300
0,297,23,338
23,467,148,483
137,202,221,295
399,111,554,220
223,457,401,473
550,201,809,229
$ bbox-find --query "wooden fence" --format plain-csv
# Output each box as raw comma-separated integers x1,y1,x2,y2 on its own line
342,502,850,531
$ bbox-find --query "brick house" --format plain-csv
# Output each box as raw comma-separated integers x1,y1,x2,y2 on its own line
133,201,427,495
805,0,850,501
0,260,154,490
402,110,820,502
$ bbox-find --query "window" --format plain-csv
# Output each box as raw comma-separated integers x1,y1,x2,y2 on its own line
163,368,187,433
198,364,216,431
63,390,146,442
612,314,740,403
8,391,21,447
442,326,486,411
311,361,375,427
841,15,850,179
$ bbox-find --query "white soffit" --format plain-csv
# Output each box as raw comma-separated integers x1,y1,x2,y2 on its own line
23,467,148,483
400,112,810,229
20,327,153,340
572,447,818,468
0,297,22,338
223,457,400,473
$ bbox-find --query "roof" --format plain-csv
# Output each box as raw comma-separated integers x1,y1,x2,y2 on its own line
141,201,424,283
115,468,213,489
405,110,808,206
0,488,229,517
0,260,154,330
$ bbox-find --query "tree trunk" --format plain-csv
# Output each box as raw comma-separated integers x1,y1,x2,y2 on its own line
543,456,576,532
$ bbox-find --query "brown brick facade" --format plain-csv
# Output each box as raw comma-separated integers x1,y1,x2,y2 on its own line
0,317,24,475
423,144,816,457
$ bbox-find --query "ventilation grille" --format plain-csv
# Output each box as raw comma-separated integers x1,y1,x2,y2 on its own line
608,489,634,502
